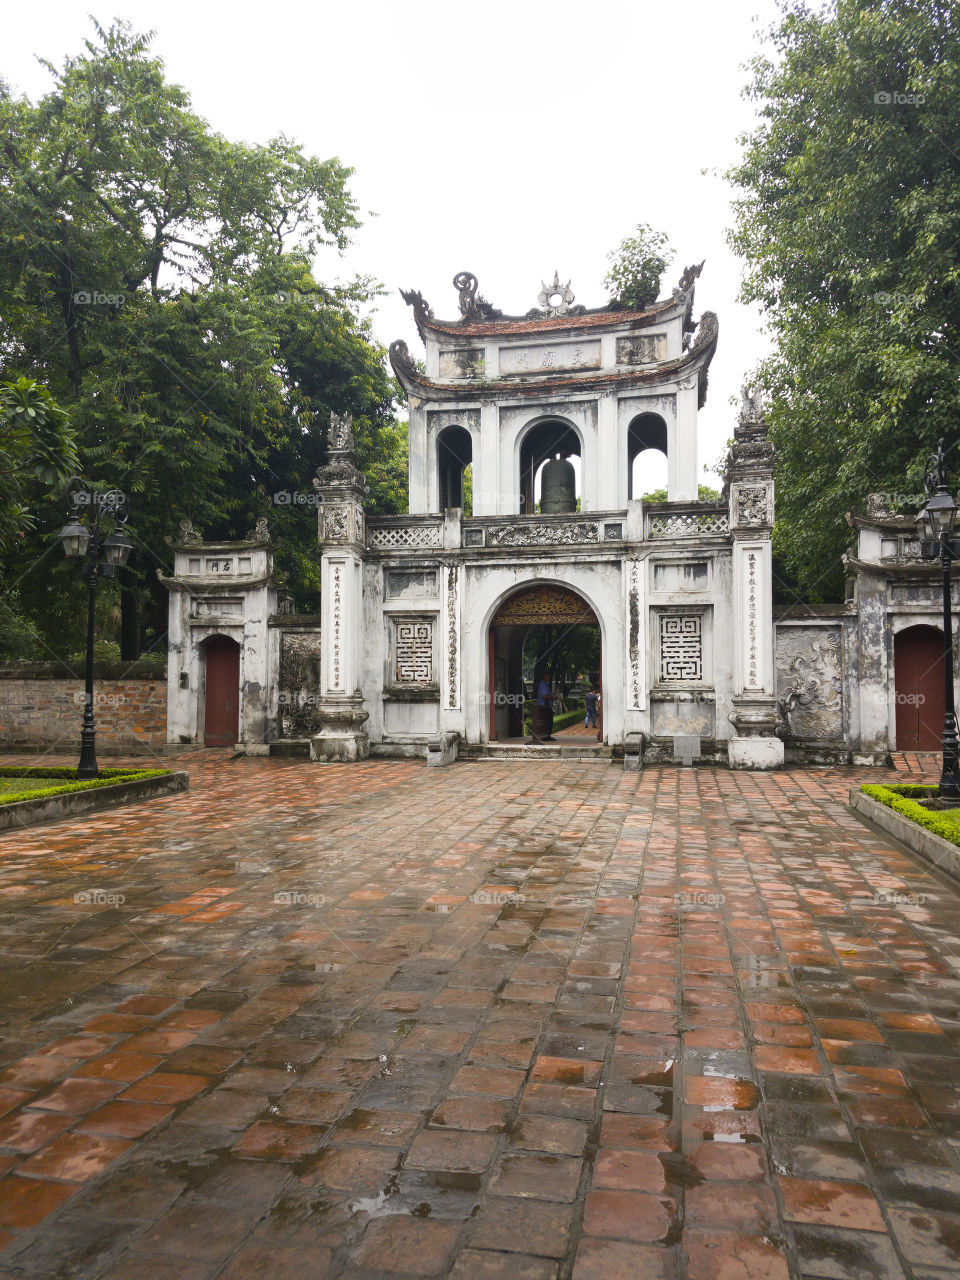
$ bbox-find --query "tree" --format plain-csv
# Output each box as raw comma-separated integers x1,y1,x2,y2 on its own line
0,19,404,658
729,0,960,599
0,377,77,555
603,224,674,309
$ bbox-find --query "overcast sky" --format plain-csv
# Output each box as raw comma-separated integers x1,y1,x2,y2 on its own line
5,0,783,488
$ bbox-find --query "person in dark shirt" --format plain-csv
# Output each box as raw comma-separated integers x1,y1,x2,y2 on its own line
585,685,599,728
536,671,554,739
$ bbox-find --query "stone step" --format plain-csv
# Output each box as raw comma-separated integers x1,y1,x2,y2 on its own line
460,743,614,761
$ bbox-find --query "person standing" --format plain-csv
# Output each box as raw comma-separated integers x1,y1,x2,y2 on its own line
584,685,599,729
536,670,555,740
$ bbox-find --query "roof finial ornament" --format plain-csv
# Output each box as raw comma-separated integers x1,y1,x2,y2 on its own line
739,382,764,425
538,271,575,317
453,272,502,322
675,260,705,297
330,411,355,452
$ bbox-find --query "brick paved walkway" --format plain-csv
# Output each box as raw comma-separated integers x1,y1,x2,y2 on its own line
0,752,959,1279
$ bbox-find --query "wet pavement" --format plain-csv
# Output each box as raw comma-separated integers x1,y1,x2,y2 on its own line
0,749,959,1279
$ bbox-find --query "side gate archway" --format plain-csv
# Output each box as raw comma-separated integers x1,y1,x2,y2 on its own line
894,624,944,750
202,635,241,747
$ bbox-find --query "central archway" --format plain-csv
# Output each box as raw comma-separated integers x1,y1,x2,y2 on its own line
487,583,602,743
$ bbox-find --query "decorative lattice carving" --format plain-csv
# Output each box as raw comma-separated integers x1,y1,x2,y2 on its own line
648,512,729,538
369,524,443,549
395,621,433,682
492,585,597,627
659,615,703,681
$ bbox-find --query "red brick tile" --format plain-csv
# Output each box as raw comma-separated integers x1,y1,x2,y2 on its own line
0,1175,75,1228
582,1190,674,1243
0,1108,74,1153
232,1121,326,1161
684,1230,789,1280
31,1077,121,1114
76,1100,174,1138
73,1052,164,1082
593,1150,666,1192
752,1047,823,1074
490,1152,582,1201
120,1072,209,1104
779,1176,886,1231
430,1097,510,1133
20,1131,130,1181
352,1217,459,1274
572,1237,673,1280
685,1181,778,1232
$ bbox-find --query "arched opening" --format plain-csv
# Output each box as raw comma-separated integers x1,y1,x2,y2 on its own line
201,634,240,746
519,420,581,515
487,584,602,744
628,413,668,500
894,624,945,750
437,425,472,513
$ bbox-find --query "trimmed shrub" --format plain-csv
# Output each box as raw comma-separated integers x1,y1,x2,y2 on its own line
860,783,960,848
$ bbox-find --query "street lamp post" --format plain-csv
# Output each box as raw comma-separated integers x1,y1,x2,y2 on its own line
58,484,133,780
917,440,960,802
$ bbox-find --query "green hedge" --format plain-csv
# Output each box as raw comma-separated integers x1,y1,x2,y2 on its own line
860,783,960,848
0,766,171,806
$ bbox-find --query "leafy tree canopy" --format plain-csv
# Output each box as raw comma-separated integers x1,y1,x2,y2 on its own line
728,0,960,599
0,377,77,554
603,224,674,309
0,19,406,658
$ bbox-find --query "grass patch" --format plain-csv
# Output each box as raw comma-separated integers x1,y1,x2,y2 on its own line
0,765,172,806
860,782,960,848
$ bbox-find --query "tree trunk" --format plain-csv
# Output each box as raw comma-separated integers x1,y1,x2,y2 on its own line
120,579,140,661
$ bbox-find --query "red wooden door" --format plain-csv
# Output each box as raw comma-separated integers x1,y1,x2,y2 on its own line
894,626,944,750
204,636,240,746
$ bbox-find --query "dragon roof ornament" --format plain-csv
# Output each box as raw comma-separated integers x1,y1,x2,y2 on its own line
452,272,502,322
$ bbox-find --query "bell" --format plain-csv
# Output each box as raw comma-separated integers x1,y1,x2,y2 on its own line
540,454,577,513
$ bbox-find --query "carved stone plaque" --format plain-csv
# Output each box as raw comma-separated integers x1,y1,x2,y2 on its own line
438,348,484,379
499,341,601,376
616,334,667,365
775,626,843,741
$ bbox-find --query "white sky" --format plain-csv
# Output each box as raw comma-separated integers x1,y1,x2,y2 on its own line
5,0,782,489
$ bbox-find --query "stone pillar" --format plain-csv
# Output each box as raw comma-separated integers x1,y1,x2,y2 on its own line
310,413,370,762
725,391,784,768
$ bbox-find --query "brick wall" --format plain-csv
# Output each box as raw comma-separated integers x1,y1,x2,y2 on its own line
0,676,167,754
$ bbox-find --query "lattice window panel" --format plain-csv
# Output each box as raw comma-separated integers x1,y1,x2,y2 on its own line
659,615,703,681
395,621,433,682
648,512,729,538
369,524,442,549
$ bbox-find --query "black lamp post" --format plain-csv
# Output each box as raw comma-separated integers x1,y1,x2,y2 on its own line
58,484,132,779
916,440,960,802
